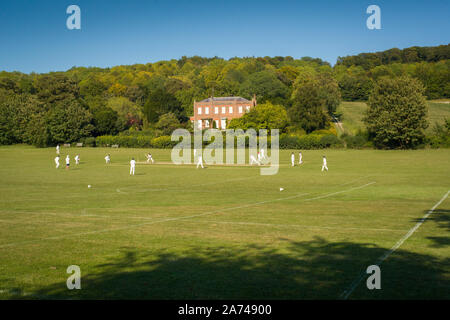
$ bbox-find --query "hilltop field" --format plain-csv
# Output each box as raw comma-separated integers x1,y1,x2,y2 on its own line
336,100,450,135
0,146,449,299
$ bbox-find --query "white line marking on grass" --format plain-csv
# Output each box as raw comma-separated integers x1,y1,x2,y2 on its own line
184,220,408,233
339,190,450,300
0,182,376,249
116,175,258,193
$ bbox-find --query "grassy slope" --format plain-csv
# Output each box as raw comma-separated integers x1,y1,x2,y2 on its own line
0,146,449,299
336,100,450,135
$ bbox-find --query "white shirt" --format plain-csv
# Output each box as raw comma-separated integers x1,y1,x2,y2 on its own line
75,155,79,161
323,158,327,165
130,160,136,167
291,154,295,160
65,156,70,164
55,157,59,163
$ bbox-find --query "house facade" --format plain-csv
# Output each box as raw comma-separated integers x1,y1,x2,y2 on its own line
190,96,257,130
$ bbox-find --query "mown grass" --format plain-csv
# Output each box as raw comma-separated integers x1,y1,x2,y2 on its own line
0,145,449,299
336,100,450,135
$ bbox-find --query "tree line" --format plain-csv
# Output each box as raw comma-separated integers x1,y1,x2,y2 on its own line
0,45,448,149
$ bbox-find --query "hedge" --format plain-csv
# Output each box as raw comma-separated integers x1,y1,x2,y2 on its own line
95,133,343,149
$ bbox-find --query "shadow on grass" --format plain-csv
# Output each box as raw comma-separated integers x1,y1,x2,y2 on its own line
14,237,450,300
412,209,450,248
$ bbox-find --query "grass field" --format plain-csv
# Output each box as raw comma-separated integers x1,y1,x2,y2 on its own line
336,100,450,135
0,145,449,299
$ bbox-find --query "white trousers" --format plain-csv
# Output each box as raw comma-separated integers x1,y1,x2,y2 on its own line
322,165,328,171
197,159,204,168
130,166,135,175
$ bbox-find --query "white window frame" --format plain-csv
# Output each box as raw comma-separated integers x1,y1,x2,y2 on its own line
229,106,233,114
238,106,243,114
205,107,209,115
222,106,226,114
198,107,202,115
215,107,219,114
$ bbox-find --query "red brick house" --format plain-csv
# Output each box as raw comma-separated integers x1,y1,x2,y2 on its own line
190,96,257,130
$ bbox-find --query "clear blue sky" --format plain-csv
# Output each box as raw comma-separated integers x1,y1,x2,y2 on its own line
0,0,449,73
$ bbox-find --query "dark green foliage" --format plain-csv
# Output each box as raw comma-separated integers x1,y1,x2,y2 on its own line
337,44,450,69
155,112,181,136
289,82,330,133
364,76,428,149
228,102,289,132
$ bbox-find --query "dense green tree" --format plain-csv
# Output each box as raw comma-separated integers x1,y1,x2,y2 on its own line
46,100,94,144
92,107,123,136
143,89,183,123
239,71,289,104
155,112,182,135
289,82,329,133
228,102,289,132
364,76,428,149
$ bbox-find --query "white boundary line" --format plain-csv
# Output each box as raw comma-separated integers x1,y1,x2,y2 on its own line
182,220,408,233
339,190,450,300
0,182,376,248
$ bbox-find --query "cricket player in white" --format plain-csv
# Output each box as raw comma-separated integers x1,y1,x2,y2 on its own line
291,152,295,167
105,154,110,164
196,152,204,169
260,148,266,161
322,156,328,171
54,156,60,169
250,155,260,166
146,153,154,163
75,154,80,165
65,155,70,170
130,158,136,175
56,144,60,155
299,152,303,164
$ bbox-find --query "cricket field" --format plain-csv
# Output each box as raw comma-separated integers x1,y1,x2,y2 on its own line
0,145,449,299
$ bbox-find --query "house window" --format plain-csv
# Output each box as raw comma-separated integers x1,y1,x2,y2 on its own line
215,107,219,114
198,107,202,115
221,119,226,129
229,106,233,113
197,120,202,129
205,107,209,115
214,119,219,129
222,106,226,114
205,119,210,128
238,106,243,113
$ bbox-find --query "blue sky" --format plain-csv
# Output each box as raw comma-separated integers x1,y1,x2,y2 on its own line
0,0,449,73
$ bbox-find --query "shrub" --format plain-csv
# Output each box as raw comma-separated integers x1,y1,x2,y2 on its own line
83,137,96,147
151,136,176,148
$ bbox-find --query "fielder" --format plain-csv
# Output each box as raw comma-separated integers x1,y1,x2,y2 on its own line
299,152,303,165
291,152,295,167
146,153,154,163
65,155,70,170
322,156,328,171
105,154,111,164
250,154,260,166
196,153,204,169
54,155,60,169
130,158,136,175
56,144,60,155
75,154,80,165
260,148,266,161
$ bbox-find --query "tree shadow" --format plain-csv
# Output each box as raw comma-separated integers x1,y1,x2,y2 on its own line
14,237,449,300
412,209,450,248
